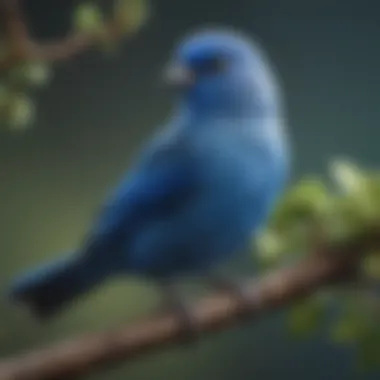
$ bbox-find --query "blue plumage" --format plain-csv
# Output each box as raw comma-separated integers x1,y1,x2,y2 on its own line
8,28,290,318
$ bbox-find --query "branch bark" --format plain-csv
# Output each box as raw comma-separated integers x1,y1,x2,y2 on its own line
0,0,128,71
0,230,378,380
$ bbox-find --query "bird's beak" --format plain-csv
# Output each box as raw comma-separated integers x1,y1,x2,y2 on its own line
161,64,194,89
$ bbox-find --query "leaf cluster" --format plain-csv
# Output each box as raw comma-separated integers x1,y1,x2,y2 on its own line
256,160,380,369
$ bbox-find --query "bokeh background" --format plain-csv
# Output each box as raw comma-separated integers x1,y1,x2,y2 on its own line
1,0,379,379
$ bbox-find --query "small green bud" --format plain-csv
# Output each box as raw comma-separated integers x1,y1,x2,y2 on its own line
73,3,104,33
329,159,366,195
256,230,285,263
114,0,150,34
6,93,35,130
9,62,53,88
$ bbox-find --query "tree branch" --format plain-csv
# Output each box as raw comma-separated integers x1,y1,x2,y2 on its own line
0,230,378,380
0,0,128,71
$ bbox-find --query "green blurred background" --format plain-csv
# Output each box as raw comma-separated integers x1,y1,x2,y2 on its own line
0,0,379,379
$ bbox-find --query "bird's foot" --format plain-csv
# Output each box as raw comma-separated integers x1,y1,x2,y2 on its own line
157,281,200,345
210,275,253,320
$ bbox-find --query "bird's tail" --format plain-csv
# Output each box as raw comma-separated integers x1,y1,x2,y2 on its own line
7,253,109,319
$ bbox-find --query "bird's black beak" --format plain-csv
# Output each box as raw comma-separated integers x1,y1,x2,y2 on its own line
161,64,195,90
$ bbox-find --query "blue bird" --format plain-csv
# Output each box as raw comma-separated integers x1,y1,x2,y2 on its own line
8,28,290,326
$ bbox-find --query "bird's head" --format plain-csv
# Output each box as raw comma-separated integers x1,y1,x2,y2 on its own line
163,28,281,119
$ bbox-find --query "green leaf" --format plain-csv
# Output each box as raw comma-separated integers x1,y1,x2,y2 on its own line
356,326,380,369
331,297,370,344
73,3,104,33
21,62,52,87
255,230,287,269
9,62,53,88
335,295,380,370
271,177,331,231
329,159,366,195
256,230,284,261
332,316,363,344
324,196,367,244
6,93,35,130
361,252,380,280
114,0,150,34
288,295,326,338
329,160,377,225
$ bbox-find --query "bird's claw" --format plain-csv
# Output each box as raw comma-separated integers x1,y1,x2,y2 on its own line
157,283,200,345
210,276,252,320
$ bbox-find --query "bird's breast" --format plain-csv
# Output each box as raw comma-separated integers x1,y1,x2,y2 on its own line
126,119,288,276
191,124,286,236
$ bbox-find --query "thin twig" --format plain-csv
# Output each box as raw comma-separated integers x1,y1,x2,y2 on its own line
0,229,379,380
0,0,127,71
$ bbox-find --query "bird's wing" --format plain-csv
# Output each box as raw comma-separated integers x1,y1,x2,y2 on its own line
81,138,199,260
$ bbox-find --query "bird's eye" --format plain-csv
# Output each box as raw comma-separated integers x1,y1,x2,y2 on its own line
194,56,227,76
